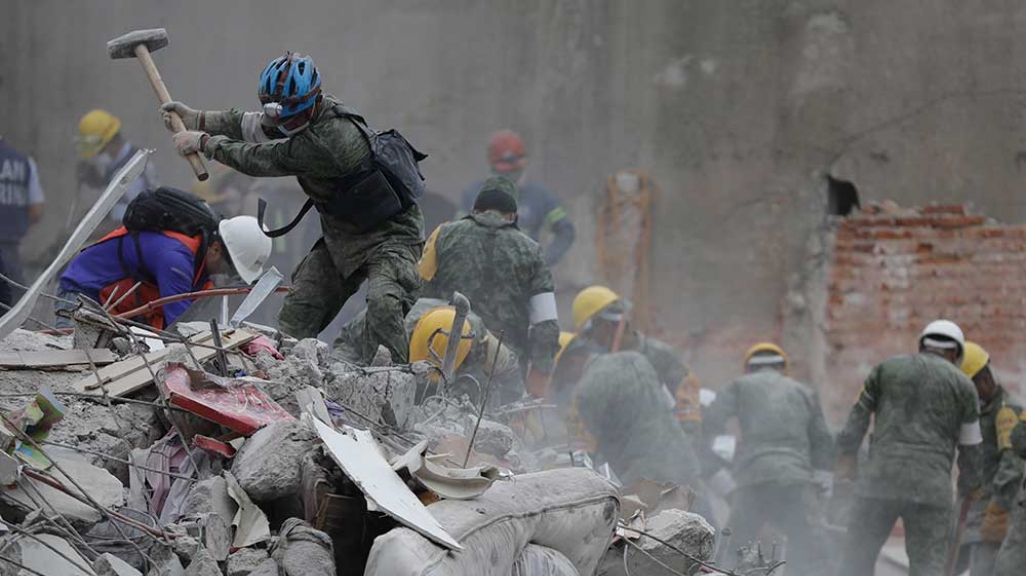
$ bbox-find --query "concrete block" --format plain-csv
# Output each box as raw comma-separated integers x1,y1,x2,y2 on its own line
230,420,317,502
227,548,270,576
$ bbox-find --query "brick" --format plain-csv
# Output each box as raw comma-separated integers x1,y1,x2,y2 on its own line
932,215,987,228
921,204,968,215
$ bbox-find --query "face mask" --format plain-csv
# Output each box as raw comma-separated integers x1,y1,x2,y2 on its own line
92,152,113,174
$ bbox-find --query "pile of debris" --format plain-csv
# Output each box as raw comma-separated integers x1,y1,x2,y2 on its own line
0,320,719,576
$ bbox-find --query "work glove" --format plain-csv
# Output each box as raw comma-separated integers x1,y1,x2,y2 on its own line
171,131,209,156
160,101,202,131
814,470,835,499
980,502,1010,542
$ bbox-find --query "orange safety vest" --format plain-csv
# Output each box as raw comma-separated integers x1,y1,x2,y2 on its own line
94,227,213,330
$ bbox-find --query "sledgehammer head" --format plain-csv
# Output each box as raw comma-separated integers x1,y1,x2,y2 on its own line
107,28,169,59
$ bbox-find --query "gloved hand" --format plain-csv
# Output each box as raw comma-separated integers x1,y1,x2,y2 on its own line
814,470,835,499
980,502,1010,542
171,131,209,156
160,101,202,131
835,453,856,482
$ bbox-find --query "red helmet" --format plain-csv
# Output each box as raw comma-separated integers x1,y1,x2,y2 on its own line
487,130,526,173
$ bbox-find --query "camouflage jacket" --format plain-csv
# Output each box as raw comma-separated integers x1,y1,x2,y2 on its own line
419,213,559,373
962,387,1025,543
704,370,834,487
837,353,981,507
572,351,700,486
1011,411,1026,506
333,297,523,402
202,96,423,277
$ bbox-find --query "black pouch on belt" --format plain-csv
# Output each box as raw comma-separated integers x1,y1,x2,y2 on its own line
259,169,403,237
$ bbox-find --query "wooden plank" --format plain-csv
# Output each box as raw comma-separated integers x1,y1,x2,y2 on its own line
73,329,259,397
0,349,117,368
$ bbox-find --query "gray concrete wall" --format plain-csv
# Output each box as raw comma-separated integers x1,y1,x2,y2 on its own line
3,0,1026,385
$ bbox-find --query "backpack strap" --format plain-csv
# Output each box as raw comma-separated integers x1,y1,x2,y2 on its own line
258,198,316,238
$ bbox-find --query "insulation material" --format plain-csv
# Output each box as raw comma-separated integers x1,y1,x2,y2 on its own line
364,468,620,576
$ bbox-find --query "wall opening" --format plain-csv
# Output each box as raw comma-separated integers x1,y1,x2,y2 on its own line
826,175,860,216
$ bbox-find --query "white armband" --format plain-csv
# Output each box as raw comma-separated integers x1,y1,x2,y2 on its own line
959,420,983,446
528,292,558,324
241,112,272,143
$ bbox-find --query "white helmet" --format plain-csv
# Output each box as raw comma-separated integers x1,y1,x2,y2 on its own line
218,216,272,284
919,319,965,361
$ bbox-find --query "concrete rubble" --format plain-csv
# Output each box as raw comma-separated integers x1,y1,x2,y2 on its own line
0,327,723,576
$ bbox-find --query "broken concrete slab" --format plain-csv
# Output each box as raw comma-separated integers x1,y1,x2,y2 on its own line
602,508,715,576
230,420,317,502
247,558,281,576
227,548,270,576
272,518,336,576
183,548,221,576
465,418,516,459
15,533,96,575
180,475,237,534
1,448,124,529
324,363,417,428
93,553,142,576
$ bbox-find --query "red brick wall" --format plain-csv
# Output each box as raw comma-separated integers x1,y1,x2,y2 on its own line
823,204,1026,421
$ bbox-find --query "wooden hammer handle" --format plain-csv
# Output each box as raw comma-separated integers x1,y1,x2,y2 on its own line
133,45,209,181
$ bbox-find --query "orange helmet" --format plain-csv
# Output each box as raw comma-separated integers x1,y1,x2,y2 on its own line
487,130,526,173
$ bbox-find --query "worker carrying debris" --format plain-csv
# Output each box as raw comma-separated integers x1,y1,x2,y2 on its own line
559,350,701,488
55,187,271,329
458,130,575,266
75,109,158,232
419,176,559,385
835,320,984,576
703,342,834,576
333,297,525,404
994,404,1026,576
955,342,1024,576
162,52,426,362
557,285,702,435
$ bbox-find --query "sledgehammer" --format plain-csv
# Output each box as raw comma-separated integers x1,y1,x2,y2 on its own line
107,28,209,181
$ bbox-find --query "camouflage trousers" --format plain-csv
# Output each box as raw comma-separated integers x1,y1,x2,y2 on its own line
727,483,830,576
839,497,953,576
994,496,1026,576
278,238,421,364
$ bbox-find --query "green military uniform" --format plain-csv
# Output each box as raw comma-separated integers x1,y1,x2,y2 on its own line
836,353,982,576
572,351,700,487
993,410,1026,576
200,96,424,363
703,370,834,576
420,209,559,374
333,297,524,403
960,387,1024,576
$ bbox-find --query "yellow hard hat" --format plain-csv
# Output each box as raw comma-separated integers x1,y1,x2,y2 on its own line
960,341,990,379
572,286,620,330
409,307,473,372
76,110,122,158
743,342,789,371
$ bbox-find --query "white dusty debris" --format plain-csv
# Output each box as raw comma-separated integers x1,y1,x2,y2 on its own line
230,420,318,502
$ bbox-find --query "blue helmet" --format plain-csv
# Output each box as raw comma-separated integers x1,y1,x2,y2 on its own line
258,53,322,119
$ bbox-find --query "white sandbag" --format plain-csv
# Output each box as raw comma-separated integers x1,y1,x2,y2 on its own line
364,468,619,576
512,545,580,576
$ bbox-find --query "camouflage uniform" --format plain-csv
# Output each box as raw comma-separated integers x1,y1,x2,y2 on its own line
572,351,700,487
993,410,1026,576
419,210,559,375
836,353,982,576
333,297,524,404
703,370,834,576
959,387,1024,576
201,96,424,363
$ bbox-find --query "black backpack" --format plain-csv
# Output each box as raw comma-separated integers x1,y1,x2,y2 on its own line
117,187,221,282
258,104,427,236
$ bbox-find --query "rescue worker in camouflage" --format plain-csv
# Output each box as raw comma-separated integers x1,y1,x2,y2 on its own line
162,53,423,363
836,320,984,576
703,342,834,576
568,351,700,487
562,286,702,436
957,342,1025,576
993,410,1026,576
333,297,524,404
418,176,559,381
